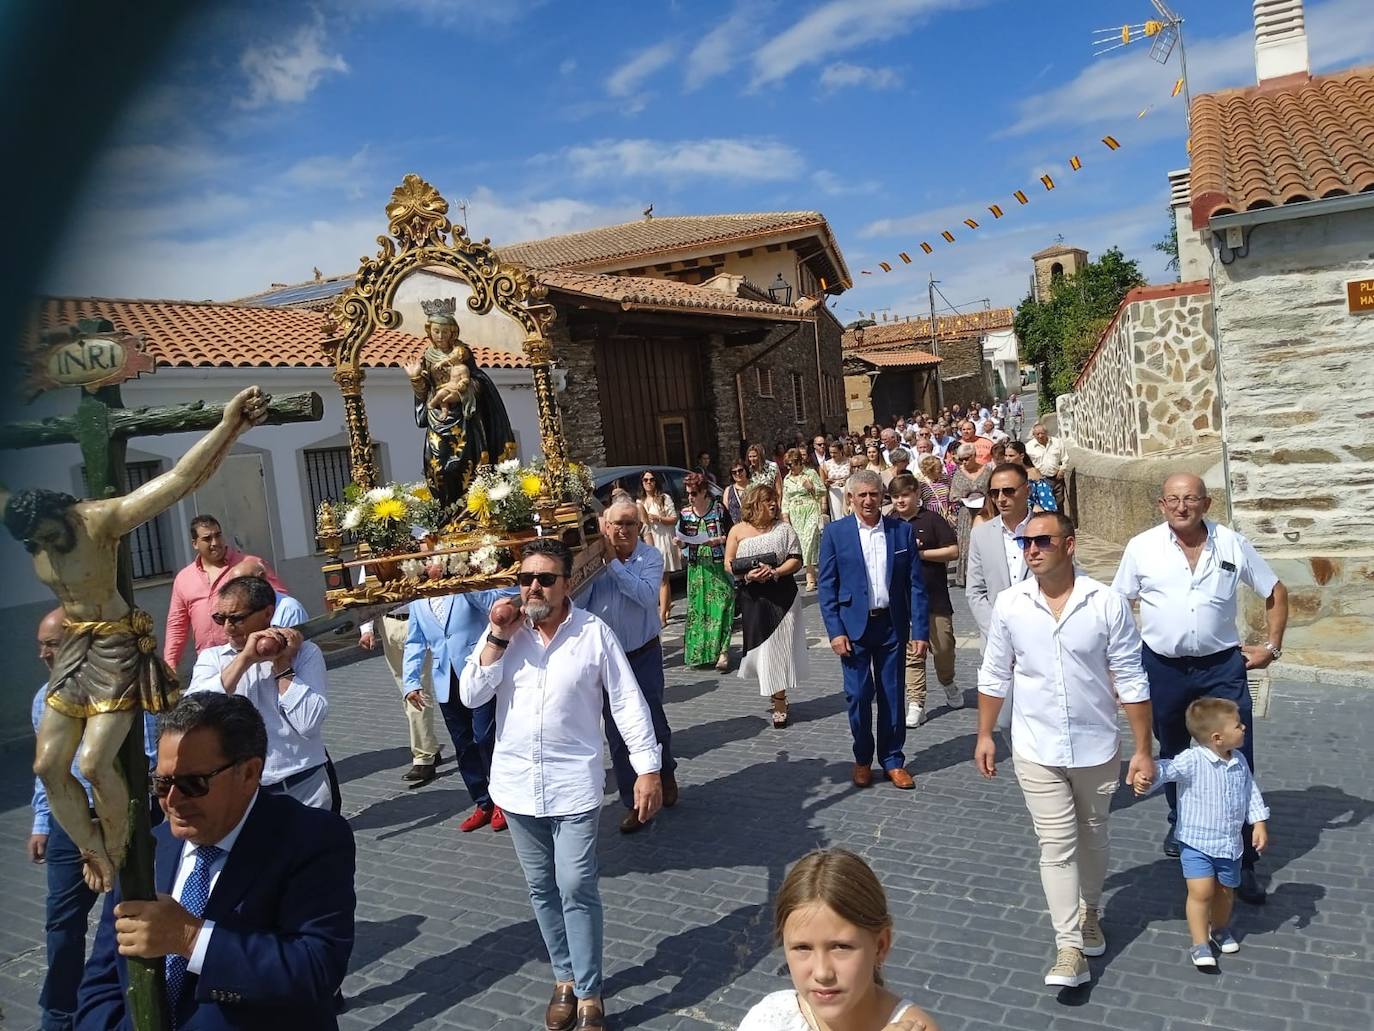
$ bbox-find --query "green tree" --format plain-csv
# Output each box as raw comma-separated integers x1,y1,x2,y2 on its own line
845,318,877,331
1014,247,1145,411
1155,206,1179,274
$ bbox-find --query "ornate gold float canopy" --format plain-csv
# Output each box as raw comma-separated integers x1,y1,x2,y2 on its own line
321,173,564,492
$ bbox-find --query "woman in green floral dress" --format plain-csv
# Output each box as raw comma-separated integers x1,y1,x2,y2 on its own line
781,448,825,592
678,472,735,671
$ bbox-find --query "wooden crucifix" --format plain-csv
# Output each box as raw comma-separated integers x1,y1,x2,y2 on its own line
1,318,323,1031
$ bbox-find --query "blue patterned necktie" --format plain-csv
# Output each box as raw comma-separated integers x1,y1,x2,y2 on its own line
165,844,224,1019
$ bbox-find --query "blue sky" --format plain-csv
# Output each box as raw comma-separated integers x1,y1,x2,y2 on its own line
44,0,1374,324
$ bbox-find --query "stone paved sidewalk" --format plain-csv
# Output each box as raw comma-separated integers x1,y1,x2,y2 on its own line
1,587,1371,1030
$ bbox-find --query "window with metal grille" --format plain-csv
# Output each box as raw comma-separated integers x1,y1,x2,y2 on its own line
80,461,174,580
304,446,358,548
756,366,774,398
791,371,805,424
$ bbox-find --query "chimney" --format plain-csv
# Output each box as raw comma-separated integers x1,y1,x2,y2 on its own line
1253,0,1309,84
1168,168,1209,280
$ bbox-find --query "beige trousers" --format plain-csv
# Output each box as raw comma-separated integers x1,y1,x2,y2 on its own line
1013,748,1120,950
905,612,956,705
381,614,439,766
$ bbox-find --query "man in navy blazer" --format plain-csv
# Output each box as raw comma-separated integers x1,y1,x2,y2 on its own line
76,692,354,1030
819,469,930,789
403,588,517,833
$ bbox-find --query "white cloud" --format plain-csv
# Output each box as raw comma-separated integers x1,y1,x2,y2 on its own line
751,0,970,87
239,15,349,108
859,201,982,239
812,169,883,197
282,147,375,194
606,42,676,98
555,138,804,183
559,58,577,76
1002,0,1374,138
819,62,903,91
684,3,766,90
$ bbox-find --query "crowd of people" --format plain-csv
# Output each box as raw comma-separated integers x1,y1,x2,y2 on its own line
22,393,1294,1030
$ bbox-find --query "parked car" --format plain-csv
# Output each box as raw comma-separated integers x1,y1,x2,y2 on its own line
592,465,721,509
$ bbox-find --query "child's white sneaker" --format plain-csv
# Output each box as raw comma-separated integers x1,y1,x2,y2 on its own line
1210,928,1240,954
1189,943,1217,969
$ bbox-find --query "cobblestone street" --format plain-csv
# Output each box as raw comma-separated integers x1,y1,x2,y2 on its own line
1,587,1371,1030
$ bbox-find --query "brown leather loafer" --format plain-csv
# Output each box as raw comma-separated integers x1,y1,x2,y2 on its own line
851,763,873,788
545,983,576,1031
620,809,650,834
886,767,916,790
576,1001,606,1029
662,771,679,808
401,764,435,784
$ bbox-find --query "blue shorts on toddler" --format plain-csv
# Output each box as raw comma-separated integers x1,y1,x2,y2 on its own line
1179,843,1241,888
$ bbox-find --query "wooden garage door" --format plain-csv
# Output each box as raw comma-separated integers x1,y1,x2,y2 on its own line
594,337,710,468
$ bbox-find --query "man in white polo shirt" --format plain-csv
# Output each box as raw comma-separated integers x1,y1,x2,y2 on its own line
1112,473,1288,904
976,511,1154,990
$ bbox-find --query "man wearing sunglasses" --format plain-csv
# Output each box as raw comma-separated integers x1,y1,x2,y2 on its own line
461,538,661,1031
77,692,355,1028
976,511,1154,990
189,576,333,810
1112,473,1288,903
966,463,1033,642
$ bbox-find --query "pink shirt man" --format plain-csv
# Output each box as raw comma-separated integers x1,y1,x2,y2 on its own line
163,545,288,666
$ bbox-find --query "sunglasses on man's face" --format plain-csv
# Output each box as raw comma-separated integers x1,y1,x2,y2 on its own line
1014,533,1066,551
210,605,267,627
987,486,1022,498
518,571,565,588
150,759,239,799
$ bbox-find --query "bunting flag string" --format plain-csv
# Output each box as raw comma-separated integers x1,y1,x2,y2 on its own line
856,73,1184,277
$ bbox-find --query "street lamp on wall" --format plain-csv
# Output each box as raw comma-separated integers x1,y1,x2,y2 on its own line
767,273,793,305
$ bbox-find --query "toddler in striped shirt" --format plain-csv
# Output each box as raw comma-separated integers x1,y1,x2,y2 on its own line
1133,697,1270,969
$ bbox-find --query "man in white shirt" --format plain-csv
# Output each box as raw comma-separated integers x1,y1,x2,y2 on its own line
1112,473,1288,903
976,511,1154,990
982,418,1010,445
226,557,308,628
76,692,354,1027
461,538,661,1031
1026,423,1068,513
1007,394,1025,439
190,575,333,811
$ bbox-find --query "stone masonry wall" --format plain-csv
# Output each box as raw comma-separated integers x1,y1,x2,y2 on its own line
1215,206,1374,672
553,315,606,468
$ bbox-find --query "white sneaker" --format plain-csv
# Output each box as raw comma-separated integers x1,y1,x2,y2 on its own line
905,703,925,728
944,684,965,709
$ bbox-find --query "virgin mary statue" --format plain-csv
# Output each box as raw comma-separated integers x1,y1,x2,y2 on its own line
405,297,518,509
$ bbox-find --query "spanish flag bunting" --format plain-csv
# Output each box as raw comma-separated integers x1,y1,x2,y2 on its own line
1069,155,1082,171
963,218,979,230
1013,189,1029,204
1121,25,1130,44
940,230,955,243
861,269,872,275
879,261,893,272
1102,135,1121,150
920,242,933,254
1171,77,1184,98
820,276,828,289
899,252,912,263
1040,174,1055,190
988,204,1004,218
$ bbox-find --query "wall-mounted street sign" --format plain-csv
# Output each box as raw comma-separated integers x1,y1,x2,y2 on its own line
1348,278,1374,315
24,318,155,399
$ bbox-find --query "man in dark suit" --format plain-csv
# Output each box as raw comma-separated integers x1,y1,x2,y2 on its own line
819,469,930,790
77,692,355,1029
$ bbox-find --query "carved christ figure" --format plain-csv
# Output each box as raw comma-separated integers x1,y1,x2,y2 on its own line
0,386,269,892
403,298,518,510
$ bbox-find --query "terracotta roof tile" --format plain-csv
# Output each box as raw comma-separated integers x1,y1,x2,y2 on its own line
849,348,942,369
26,298,528,370
534,268,807,320
840,308,1015,350
1189,65,1374,228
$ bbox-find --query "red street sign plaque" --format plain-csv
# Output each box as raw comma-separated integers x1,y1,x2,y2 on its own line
1348,278,1374,315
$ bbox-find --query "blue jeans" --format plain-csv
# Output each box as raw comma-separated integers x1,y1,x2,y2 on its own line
503,809,603,998
840,610,907,770
440,670,495,809
603,641,676,808
1143,644,1258,866
40,819,99,1030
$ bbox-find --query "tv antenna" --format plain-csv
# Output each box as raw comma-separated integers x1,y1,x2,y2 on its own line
1091,1,1190,118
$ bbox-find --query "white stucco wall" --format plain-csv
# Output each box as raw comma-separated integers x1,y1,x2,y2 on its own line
1212,203,1374,670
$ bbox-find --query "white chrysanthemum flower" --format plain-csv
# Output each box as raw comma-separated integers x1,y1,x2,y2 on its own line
487,482,511,502
400,559,423,578
363,486,394,503
447,552,470,574
478,555,500,575
340,505,363,530
497,458,521,475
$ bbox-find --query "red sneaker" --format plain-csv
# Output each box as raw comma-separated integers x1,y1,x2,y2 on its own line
491,807,508,832
459,806,493,832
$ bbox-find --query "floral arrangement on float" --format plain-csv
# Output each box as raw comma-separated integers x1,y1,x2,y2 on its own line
464,458,541,532
335,482,446,553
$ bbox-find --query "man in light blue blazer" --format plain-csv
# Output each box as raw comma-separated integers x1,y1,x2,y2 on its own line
403,586,516,832
819,469,930,790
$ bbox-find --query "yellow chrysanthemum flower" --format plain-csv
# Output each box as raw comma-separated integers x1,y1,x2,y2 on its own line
521,474,544,498
466,486,490,517
409,485,432,502
372,498,407,521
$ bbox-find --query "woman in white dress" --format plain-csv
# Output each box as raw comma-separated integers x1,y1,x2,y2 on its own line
638,470,681,625
724,484,806,729
823,441,851,521
738,849,941,1031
